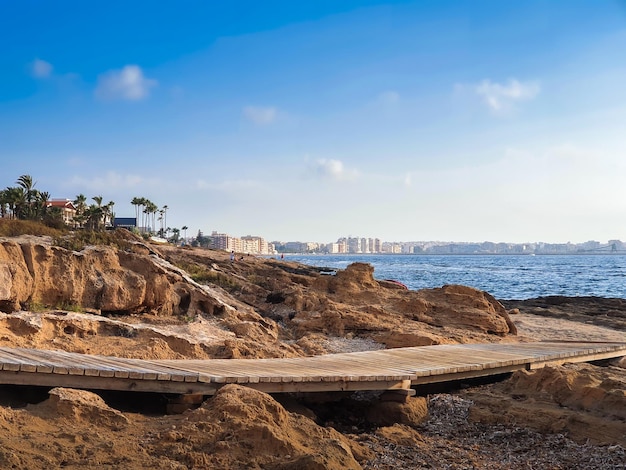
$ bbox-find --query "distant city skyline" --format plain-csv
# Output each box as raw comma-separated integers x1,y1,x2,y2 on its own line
2,2,626,243
201,229,626,255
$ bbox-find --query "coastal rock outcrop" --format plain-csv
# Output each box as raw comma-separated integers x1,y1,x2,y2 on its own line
0,239,234,317
0,234,623,468
0,236,519,363
281,262,517,343
0,237,284,330
0,237,292,358
417,284,518,335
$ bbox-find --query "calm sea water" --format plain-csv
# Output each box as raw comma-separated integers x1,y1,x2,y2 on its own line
281,254,626,300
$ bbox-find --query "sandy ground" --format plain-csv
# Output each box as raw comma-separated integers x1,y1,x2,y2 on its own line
513,312,626,342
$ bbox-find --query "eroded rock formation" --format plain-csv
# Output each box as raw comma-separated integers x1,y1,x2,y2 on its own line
0,234,623,468
0,238,517,361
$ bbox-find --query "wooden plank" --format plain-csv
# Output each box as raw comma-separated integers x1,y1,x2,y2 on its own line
0,350,24,372
0,342,622,396
1,348,79,374
0,349,40,373
528,349,626,369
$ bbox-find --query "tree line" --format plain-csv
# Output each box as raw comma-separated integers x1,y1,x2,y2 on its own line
0,174,187,241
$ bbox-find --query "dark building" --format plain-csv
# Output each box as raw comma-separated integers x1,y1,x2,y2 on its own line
113,217,137,229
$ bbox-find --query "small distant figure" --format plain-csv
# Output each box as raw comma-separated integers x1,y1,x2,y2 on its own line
281,253,284,260
230,250,235,262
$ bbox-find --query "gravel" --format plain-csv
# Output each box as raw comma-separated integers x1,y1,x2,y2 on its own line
360,394,626,470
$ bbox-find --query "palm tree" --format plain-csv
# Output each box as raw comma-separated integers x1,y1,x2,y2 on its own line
73,194,88,228
182,225,188,241
0,189,7,218
84,205,101,231
103,201,115,229
171,227,180,243
0,187,21,219
148,201,158,233
161,205,168,234
131,197,143,230
36,191,50,220
142,200,157,234
15,174,37,220
140,198,153,233
157,209,164,237
16,175,39,220
88,196,105,230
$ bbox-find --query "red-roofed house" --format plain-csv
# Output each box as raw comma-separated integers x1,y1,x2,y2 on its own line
46,199,76,226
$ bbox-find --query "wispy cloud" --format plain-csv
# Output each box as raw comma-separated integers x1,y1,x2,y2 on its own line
95,65,157,101
195,179,263,191
242,106,278,125
378,90,400,105
474,78,540,112
307,158,358,181
31,58,53,78
69,171,154,191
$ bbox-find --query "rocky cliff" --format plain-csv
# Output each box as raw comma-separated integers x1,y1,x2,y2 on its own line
0,232,624,469
0,235,517,361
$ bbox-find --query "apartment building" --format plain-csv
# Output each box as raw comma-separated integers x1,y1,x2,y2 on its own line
211,231,271,254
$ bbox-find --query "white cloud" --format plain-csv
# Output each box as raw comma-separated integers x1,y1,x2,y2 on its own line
69,171,153,191
243,106,278,125
474,78,540,112
31,58,53,78
378,90,400,105
308,158,358,181
95,65,157,101
195,179,263,191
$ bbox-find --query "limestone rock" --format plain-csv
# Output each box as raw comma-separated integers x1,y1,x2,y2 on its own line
418,284,517,335
0,239,253,321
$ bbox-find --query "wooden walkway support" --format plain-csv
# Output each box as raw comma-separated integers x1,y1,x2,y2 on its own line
0,342,623,396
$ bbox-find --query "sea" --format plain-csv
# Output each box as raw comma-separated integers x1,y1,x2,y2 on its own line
280,254,626,300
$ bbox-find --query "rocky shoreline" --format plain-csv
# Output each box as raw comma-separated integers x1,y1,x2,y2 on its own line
0,233,624,469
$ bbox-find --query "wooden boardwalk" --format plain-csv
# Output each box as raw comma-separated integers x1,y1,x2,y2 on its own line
0,342,624,396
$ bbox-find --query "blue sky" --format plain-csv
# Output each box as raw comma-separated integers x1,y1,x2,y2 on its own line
2,1,626,244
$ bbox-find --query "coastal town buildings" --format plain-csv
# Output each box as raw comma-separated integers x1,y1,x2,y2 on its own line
5,195,623,257
209,231,273,255
267,238,626,255
199,233,626,256
209,231,242,252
